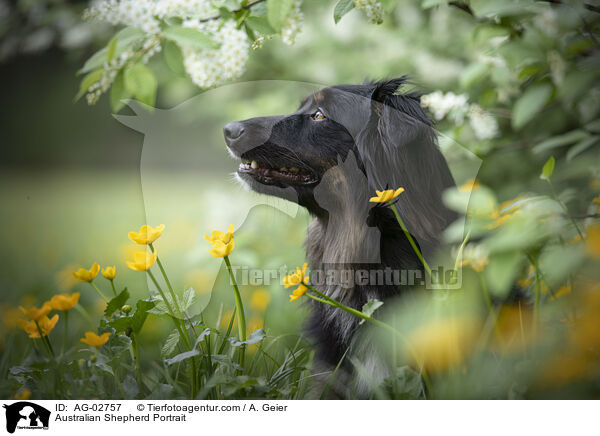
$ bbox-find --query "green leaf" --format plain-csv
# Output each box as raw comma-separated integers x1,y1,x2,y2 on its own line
584,119,600,134
75,69,104,101
229,328,266,347
79,27,144,74
109,299,155,334
124,63,157,107
267,0,292,32
540,156,555,181
122,374,139,399
533,129,589,153
566,136,599,161
245,16,276,34
422,0,448,8
104,288,130,317
181,288,196,312
163,40,185,75
106,35,118,63
193,328,212,349
360,299,384,324
165,349,200,366
485,251,523,299
470,0,535,18
163,26,220,49
333,0,355,24
161,329,180,358
110,70,131,113
512,83,553,130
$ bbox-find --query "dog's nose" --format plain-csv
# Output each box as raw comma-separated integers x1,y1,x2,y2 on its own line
224,122,245,142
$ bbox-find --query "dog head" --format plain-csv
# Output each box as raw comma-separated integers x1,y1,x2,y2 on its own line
224,77,456,246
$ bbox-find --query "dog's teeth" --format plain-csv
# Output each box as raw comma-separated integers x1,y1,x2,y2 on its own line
280,167,287,172
290,167,299,173
251,160,258,169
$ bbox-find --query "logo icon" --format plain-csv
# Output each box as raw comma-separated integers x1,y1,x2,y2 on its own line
2,402,50,434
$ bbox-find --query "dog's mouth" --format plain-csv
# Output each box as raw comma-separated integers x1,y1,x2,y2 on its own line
237,159,319,186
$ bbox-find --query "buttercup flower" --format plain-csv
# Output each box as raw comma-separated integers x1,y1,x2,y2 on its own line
17,315,60,338
369,187,405,203
461,257,488,273
407,316,480,373
126,251,157,271
585,224,600,259
250,289,271,311
19,302,52,321
460,244,489,273
72,262,100,282
80,331,111,348
13,388,31,400
289,287,307,302
204,224,235,258
49,292,80,312
101,266,116,280
283,263,310,301
128,224,165,245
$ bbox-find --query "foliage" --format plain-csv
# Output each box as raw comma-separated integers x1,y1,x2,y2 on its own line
1,0,600,400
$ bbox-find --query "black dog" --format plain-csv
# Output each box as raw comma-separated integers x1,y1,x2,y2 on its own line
224,77,456,396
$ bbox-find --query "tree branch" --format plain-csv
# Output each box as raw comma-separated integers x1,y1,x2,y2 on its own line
199,0,267,23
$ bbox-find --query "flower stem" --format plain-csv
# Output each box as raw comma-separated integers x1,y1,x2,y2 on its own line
110,280,118,297
304,283,432,394
130,334,143,395
61,311,69,355
34,321,55,358
149,243,182,316
224,255,246,368
389,202,433,277
89,281,109,302
146,269,197,398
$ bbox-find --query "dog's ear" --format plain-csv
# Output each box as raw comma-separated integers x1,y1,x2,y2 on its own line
356,78,456,252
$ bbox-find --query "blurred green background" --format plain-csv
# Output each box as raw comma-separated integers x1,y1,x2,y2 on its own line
1,0,599,399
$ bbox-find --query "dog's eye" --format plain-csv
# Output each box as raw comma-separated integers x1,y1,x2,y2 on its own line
311,111,326,121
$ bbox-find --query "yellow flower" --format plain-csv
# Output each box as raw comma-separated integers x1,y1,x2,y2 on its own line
550,285,572,301
592,194,600,206
101,266,116,280
283,263,310,302
407,316,480,373
487,196,525,229
460,257,488,273
126,251,157,271
13,388,31,400
128,224,165,245
585,224,600,259
458,178,480,193
49,292,80,312
204,224,235,258
289,286,307,302
80,331,111,348
460,244,489,273
72,262,100,282
17,314,59,338
250,288,271,311
19,302,52,321
369,187,405,203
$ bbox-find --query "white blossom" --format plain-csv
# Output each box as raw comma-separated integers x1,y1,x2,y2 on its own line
182,19,249,88
421,91,499,140
354,0,383,25
467,104,499,140
420,91,469,122
281,0,304,45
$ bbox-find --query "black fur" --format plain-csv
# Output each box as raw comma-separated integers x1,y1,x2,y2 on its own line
224,78,457,396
